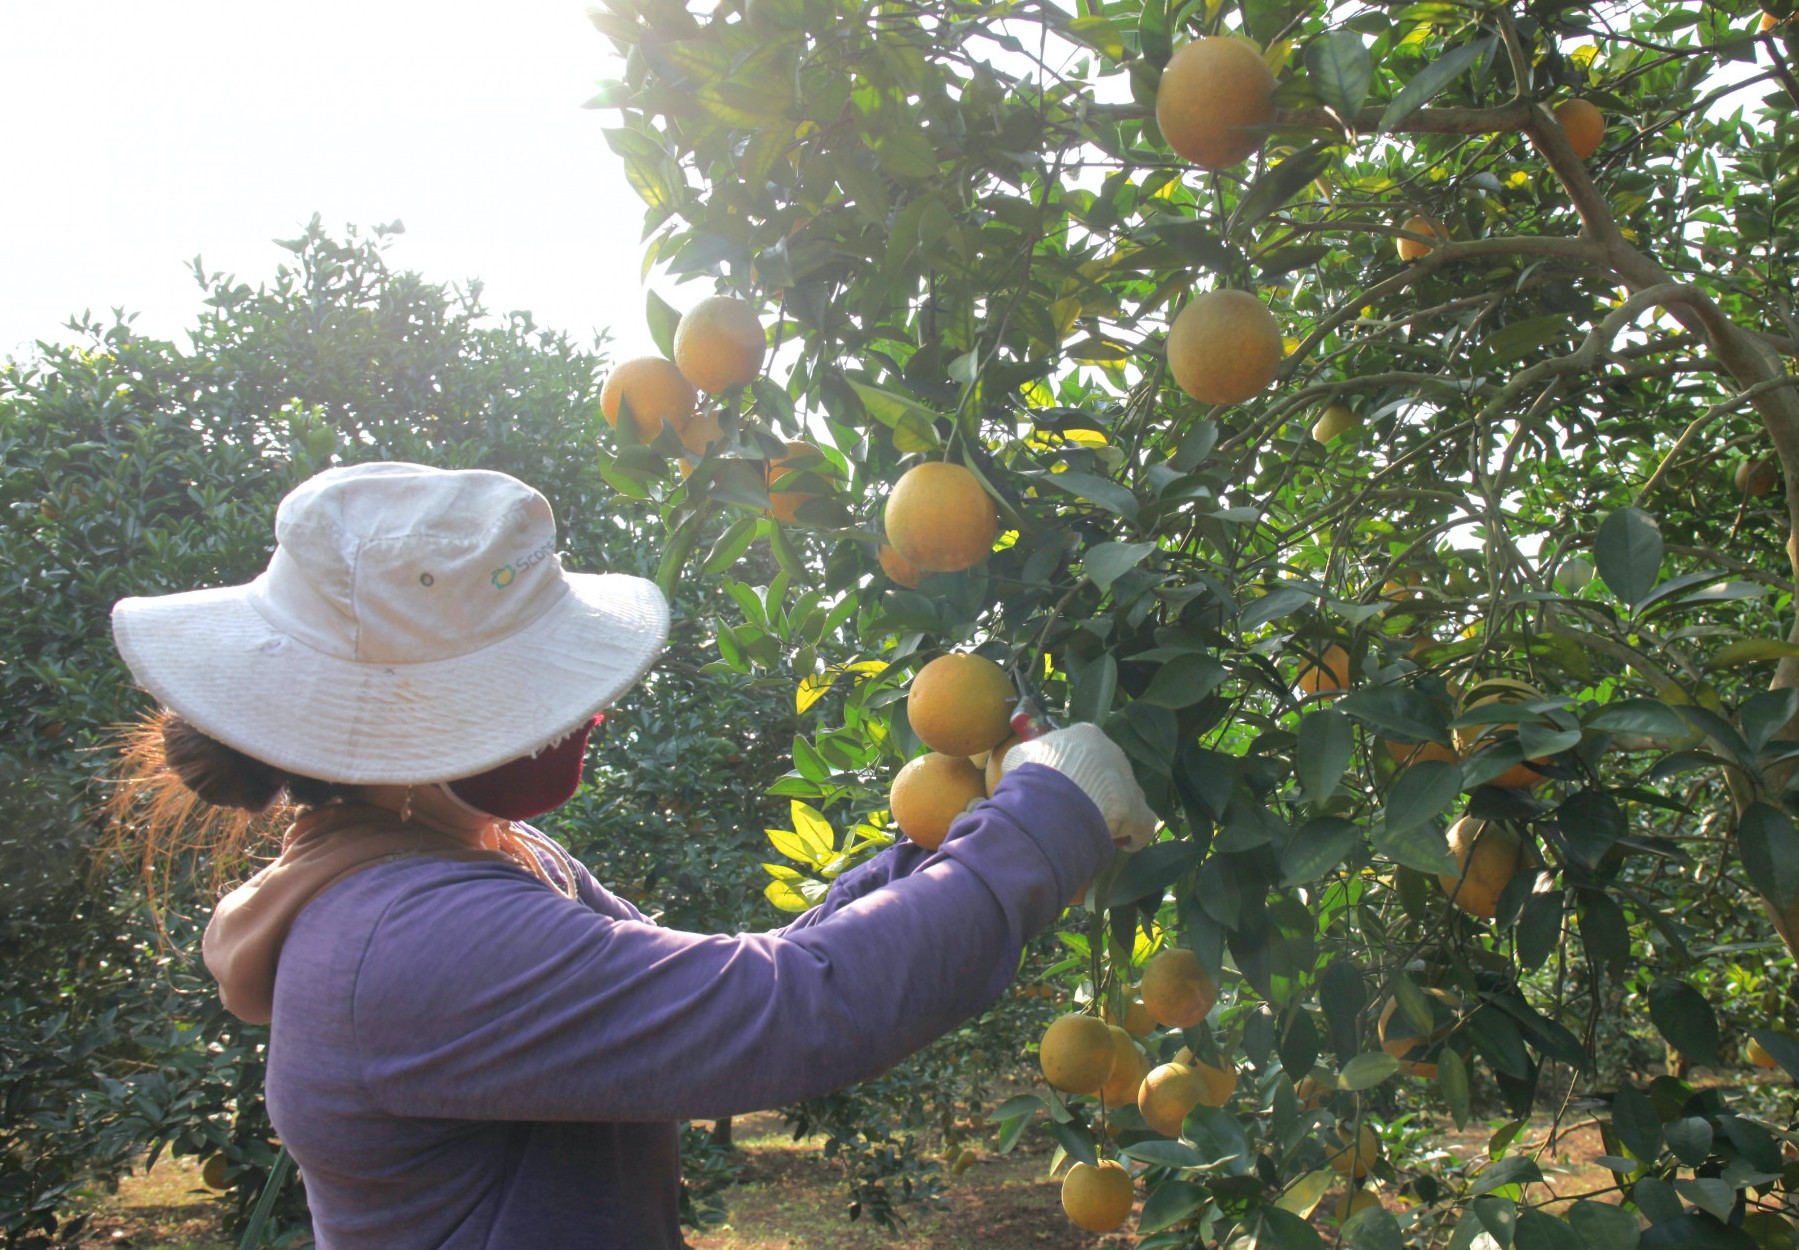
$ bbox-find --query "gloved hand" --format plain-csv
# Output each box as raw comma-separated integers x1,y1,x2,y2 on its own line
1001,723,1159,850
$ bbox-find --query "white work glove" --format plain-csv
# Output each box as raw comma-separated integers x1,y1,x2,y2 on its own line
1001,723,1159,851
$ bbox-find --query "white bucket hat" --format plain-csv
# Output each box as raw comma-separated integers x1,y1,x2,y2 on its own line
111,461,670,785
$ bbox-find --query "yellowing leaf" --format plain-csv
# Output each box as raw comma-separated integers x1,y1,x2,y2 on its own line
796,671,835,715
791,801,836,859
764,879,813,912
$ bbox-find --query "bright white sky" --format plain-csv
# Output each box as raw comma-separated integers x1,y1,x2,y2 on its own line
0,0,666,363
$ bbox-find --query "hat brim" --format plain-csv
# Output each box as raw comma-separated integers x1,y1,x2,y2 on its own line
112,572,669,785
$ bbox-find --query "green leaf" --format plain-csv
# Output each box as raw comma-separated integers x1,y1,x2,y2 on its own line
1374,818,1457,875
1036,469,1140,519
1646,978,1719,1067
1385,759,1464,833
1638,1214,1758,1249
1122,1139,1205,1167
1664,1115,1713,1167
1306,31,1373,118
1137,1179,1210,1234
872,130,939,179
1296,709,1355,804
1585,700,1690,737
1064,14,1126,59
1236,142,1337,230
1472,1155,1544,1196
1738,801,1799,916
1566,1200,1641,1250
1338,1052,1400,1090
1706,639,1799,668
1595,507,1664,607
1378,36,1496,131
1280,817,1361,885
647,291,681,360
848,381,941,453
1344,1207,1406,1250
1071,653,1119,725
1141,652,1227,708
1438,1047,1471,1129
1513,1210,1585,1250
1610,1085,1664,1164
700,516,759,574
1085,541,1156,592
1275,1169,1335,1218
1048,1118,1098,1167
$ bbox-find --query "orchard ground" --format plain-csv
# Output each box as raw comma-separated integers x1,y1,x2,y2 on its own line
83,1092,1774,1249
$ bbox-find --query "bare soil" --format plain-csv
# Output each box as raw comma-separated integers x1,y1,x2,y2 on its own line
72,1108,1633,1250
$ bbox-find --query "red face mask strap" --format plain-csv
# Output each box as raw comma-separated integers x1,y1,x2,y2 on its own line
448,716,600,822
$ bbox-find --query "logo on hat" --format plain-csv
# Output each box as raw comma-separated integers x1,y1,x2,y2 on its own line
492,566,516,589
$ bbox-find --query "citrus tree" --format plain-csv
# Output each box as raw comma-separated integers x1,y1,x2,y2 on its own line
588,0,1799,1243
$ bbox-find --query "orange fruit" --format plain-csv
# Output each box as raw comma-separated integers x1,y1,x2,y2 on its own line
1334,1188,1382,1224
1294,1070,1331,1111
200,1153,230,1190
1139,948,1217,1029
1312,402,1359,443
1138,1061,1206,1136
672,406,726,455
1099,1025,1149,1106
766,441,836,524
889,752,987,850
672,295,765,394
1453,687,1551,788
1438,816,1522,918
1555,99,1604,160
878,542,924,588
1040,1013,1117,1094
1061,1159,1134,1232
1193,1059,1236,1107
1737,459,1778,497
1107,995,1156,1037
1376,989,1458,1078
1396,214,1448,262
1382,738,1459,767
1327,1124,1381,1178
1155,36,1275,170
983,734,1023,796
1166,289,1283,406
1748,1037,1778,1069
1297,644,1350,698
884,462,997,573
908,653,1014,757
600,356,698,443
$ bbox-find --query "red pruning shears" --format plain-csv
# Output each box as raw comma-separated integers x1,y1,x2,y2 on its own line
1010,668,1060,742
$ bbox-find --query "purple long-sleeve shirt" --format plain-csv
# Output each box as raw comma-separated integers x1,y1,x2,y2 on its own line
263,764,1111,1248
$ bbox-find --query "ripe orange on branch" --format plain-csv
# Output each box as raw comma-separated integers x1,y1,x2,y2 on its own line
1154,36,1275,170
1297,644,1351,699
1326,1124,1381,1178
1167,289,1283,406
908,652,1014,757
600,356,697,443
1312,402,1360,443
765,441,838,524
1554,99,1605,161
889,752,986,850
1040,1013,1117,1094
1438,816,1522,918
1061,1160,1134,1233
673,295,766,394
884,461,997,573
1396,214,1448,262
1139,947,1217,1029
878,542,924,588
1737,459,1778,497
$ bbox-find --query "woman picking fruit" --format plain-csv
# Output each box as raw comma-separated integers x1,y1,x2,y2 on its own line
108,461,1155,1249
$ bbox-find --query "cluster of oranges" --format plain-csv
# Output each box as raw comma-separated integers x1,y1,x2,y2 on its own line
1035,948,1231,1231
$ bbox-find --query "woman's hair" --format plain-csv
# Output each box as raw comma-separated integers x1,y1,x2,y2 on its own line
109,709,573,906
107,710,353,906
